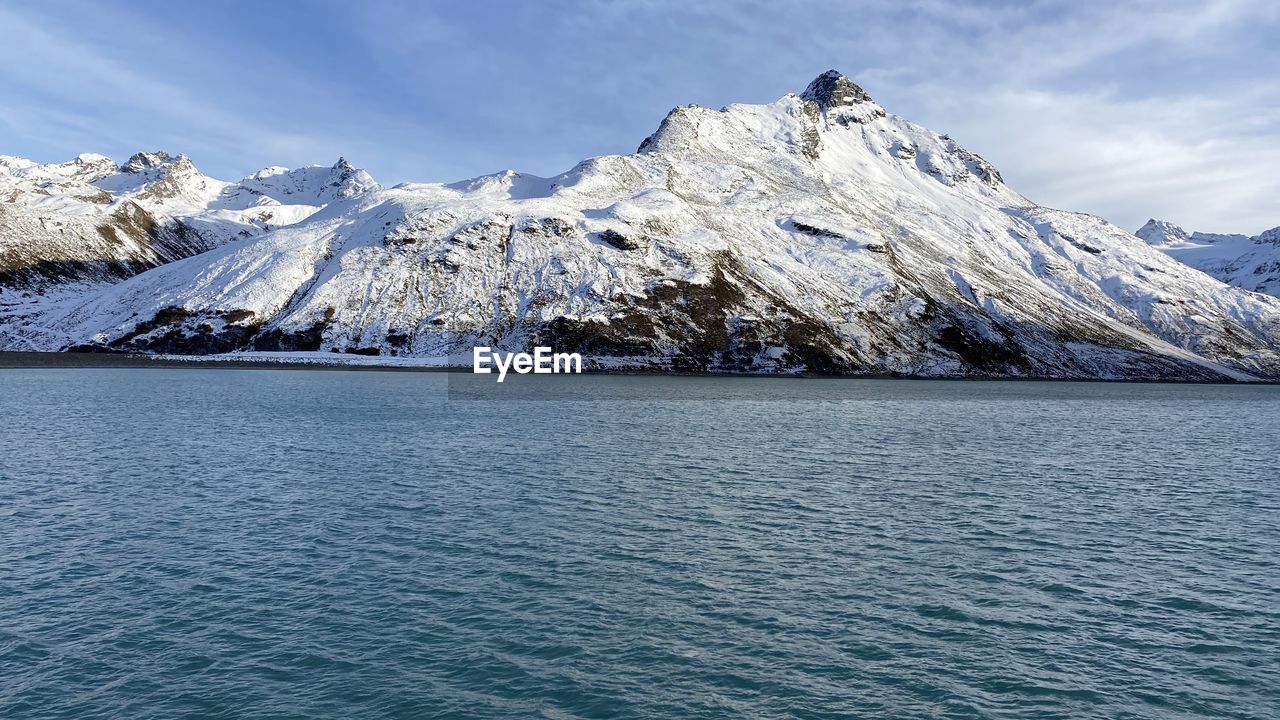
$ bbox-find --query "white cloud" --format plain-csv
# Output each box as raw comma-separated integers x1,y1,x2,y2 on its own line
0,3,424,180
902,85,1280,233
852,0,1280,232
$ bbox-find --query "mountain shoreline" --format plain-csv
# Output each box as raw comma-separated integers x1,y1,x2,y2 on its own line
2,351,1274,385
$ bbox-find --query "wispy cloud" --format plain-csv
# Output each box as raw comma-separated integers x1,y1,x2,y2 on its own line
848,0,1280,232
0,1,426,178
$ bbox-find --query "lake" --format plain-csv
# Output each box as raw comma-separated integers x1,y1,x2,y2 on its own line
1,369,1278,718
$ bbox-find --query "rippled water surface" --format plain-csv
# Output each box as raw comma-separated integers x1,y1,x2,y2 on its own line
2,369,1279,719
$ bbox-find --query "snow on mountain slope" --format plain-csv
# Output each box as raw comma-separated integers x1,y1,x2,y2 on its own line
1137,219,1280,298
3,71,1279,380
0,153,378,291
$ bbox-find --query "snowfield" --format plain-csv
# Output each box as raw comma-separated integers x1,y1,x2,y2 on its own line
3,71,1279,380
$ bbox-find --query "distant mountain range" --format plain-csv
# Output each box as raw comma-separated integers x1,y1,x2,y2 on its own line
3,70,1279,380
1136,218,1280,298
0,151,376,288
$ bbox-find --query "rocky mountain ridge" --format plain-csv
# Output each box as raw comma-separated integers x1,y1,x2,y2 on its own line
0,152,378,290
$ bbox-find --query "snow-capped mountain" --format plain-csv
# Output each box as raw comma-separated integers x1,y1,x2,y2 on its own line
1133,219,1193,248
3,70,1280,380
1137,219,1280,298
238,158,379,205
0,153,378,290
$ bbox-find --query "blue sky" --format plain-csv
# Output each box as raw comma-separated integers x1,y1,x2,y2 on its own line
1,0,1277,233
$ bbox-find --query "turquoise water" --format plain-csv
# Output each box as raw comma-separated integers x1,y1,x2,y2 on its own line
1,369,1278,719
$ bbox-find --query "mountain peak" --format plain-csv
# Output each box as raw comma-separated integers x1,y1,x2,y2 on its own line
236,158,378,204
74,153,113,166
1135,218,1191,247
800,70,875,109
327,157,378,198
122,151,192,174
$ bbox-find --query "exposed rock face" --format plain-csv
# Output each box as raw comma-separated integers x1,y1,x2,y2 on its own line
800,69,875,108
122,151,180,173
2,71,1279,380
0,193,208,290
799,69,887,127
